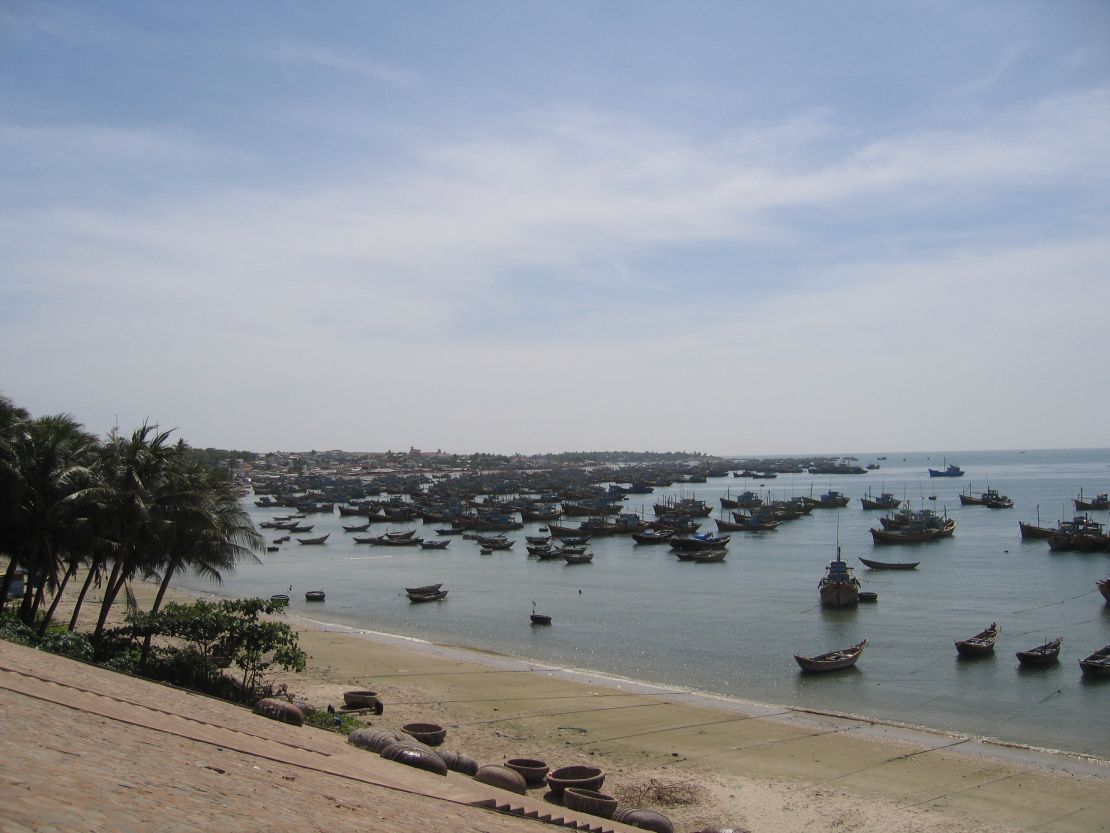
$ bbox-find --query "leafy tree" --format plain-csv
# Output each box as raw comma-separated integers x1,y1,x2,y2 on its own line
130,598,305,701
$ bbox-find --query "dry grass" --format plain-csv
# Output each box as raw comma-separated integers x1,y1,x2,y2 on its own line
611,776,706,808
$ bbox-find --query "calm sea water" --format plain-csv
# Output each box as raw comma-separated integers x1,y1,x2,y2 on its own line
174,448,1110,758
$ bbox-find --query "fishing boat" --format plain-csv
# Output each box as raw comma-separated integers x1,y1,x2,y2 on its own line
1078,645,1110,678
959,486,1013,509
1099,578,1110,603
270,594,290,604
342,522,371,532
304,590,326,602
405,583,442,595
1015,637,1062,667
859,490,900,510
794,640,867,672
562,551,594,564
407,588,448,602
819,546,860,607
296,533,329,545
689,549,727,563
928,460,964,478
858,556,919,570
1074,491,1110,512
955,622,1000,657
420,539,450,549
632,528,674,544
805,490,850,509
530,601,551,625
670,532,730,552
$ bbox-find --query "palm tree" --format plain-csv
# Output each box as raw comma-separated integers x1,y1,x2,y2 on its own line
138,459,262,665
87,423,179,641
0,413,99,625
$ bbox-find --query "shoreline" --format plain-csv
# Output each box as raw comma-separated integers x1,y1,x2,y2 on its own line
286,608,1110,779
19,575,1110,831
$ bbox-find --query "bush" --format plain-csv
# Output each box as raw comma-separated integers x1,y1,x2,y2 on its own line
39,630,94,662
0,612,38,646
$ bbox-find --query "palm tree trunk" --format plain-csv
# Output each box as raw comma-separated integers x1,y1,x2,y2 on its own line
93,557,125,642
139,563,176,667
38,557,79,636
0,556,21,612
69,556,101,631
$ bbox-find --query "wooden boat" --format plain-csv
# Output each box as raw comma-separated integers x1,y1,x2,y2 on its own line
420,539,450,549
364,534,423,546
266,545,279,552
870,517,955,544
405,583,442,595
928,460,964,477
858,557,919,570
860,490,900,510
1015,637,1062,667
1078,645,1110,678
304,590,326,602
819,547,860,607
690,549,727,563
1099,578,1110,603
1074,491,1110,512
530,602,551,625
385,529,418,540
632,529,674,544
474,535,514,550
525,535,551,544
342,522,371,532
670,532,730,551
270,594,290,604
806,490,850,509
955,622,1000,657
1018,520,1055,540
794,640,867,672
960,486,1012,509
562,551,594,564
407,589,448,602
858,591,878,602
296,533,329,545
436,527,464,535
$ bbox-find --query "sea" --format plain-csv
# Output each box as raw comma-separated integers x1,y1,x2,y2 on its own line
172,448,1110,760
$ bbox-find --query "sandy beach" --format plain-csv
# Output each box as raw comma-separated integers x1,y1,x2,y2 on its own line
4,579,1108,832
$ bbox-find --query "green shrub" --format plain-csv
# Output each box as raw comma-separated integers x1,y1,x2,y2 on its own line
0,612,38,646
39,630,94,662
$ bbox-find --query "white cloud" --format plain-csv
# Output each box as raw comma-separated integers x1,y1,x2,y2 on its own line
4,84,1109,450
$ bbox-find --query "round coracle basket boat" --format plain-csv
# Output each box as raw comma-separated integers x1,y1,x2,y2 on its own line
343,690,384,713
473,764,528,795
439,749,480,776
611,808,674,833
348,728,408,754
402,721,447,746
379,741,447,776
504,758,549,787
253,698,304,726
562,787,618,819
545,765,604,796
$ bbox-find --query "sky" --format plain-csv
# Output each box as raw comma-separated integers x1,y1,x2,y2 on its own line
2,1,1109,455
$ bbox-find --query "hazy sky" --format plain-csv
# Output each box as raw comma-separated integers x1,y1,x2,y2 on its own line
3,2,1109,455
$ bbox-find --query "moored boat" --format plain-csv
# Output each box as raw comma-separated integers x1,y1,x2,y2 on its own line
1098,578,1110,603
304,590,326,602
858,556,919,570
420,539,450,549
955,622,1000,657
928,460,964,477
407,588,448,602
1078,645,1110,678
860,490,900,510
1016,637,1062,667
819,547,860,607
296,533,329,545
794,640,867,672
1074,491,1110,512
